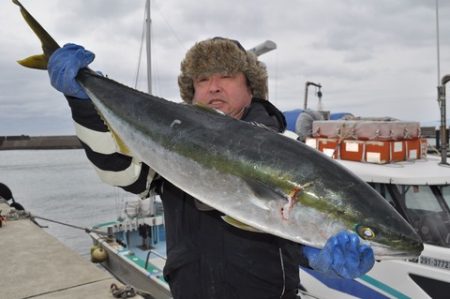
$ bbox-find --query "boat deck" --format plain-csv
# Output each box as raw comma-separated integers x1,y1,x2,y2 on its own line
90,217,172,298
0,202,143,299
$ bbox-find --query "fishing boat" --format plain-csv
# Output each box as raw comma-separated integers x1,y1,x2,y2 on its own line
298,155,450,299
89,197,171,298
295,133,450,298
284,76,450,299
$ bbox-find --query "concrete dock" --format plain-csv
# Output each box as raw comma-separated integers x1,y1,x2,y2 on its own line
0,202,142,299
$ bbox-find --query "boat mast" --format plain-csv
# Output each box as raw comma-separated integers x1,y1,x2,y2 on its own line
436,0,441,85
146,0,152,94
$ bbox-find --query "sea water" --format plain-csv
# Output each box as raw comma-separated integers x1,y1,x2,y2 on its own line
0,149,134,257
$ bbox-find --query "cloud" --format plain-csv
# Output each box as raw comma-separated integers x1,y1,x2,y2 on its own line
1,0,450,135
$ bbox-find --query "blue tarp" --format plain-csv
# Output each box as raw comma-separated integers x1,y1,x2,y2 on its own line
283,109,303,131
283,109,353,132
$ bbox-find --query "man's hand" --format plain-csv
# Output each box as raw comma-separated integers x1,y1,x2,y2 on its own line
303,230,375,279
48,43,95,99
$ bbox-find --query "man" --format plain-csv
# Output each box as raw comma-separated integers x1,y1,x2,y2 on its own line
48,37,374,299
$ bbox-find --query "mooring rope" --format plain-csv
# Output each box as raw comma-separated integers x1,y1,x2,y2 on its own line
30,214,109,235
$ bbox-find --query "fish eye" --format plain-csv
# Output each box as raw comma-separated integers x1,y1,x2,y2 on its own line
355,224,376,240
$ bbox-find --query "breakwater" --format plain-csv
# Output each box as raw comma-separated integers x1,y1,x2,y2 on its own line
0,135,82,150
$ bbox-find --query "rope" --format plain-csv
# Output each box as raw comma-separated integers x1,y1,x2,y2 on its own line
110,283,136,298
30,214,109,235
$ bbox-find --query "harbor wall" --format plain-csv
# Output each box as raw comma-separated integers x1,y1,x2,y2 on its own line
0,135,82,150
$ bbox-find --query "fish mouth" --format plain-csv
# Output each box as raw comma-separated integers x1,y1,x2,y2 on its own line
371,241,424,260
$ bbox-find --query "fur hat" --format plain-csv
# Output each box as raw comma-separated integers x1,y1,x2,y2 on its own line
178,37,268,103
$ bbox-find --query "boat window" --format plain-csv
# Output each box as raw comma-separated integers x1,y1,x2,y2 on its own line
400,185,450,248
369,183,395,206
440,186,450,208
369,183,407,219
369,184,450,247
404,186,442,212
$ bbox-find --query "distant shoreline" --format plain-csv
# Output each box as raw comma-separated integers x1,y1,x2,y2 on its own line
0,135,82,150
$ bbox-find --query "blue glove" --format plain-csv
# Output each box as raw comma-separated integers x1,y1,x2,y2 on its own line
303,231,375,279
48,43,95,99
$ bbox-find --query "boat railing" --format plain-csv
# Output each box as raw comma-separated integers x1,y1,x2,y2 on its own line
144,249,166,270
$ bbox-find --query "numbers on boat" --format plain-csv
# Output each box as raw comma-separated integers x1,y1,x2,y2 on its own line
419,256,450,271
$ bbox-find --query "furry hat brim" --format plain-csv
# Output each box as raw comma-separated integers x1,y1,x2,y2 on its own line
178,37,268,103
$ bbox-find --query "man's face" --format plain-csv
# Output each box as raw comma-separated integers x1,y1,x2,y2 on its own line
192,72,252,119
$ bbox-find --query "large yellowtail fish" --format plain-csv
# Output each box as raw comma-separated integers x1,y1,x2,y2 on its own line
13,0,423,259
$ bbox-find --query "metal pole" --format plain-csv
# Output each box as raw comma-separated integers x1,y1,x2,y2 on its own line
145,0,152,94
438,75,450,164
436,0,441,85
303,82,309,110
303,81,322,110
435,1,448,165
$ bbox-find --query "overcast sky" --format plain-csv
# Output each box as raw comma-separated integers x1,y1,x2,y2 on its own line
1,0,450,136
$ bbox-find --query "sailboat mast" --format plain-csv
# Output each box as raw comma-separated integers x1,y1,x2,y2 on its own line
146,0,152,94
436,0,441,86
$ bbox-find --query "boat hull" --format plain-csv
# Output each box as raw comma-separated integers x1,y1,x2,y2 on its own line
300,243,450,299
89,231,171,299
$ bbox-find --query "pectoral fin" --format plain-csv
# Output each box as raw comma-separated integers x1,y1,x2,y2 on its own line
245,178,287,211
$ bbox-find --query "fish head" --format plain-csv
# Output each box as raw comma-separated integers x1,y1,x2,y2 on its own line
348,203,424,260
292,175,424,260
354,222,424,260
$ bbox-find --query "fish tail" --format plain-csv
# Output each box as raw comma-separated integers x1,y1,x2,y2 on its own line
13,0,60,70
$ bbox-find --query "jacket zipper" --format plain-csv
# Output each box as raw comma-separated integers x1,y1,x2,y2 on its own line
279,247,286,298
